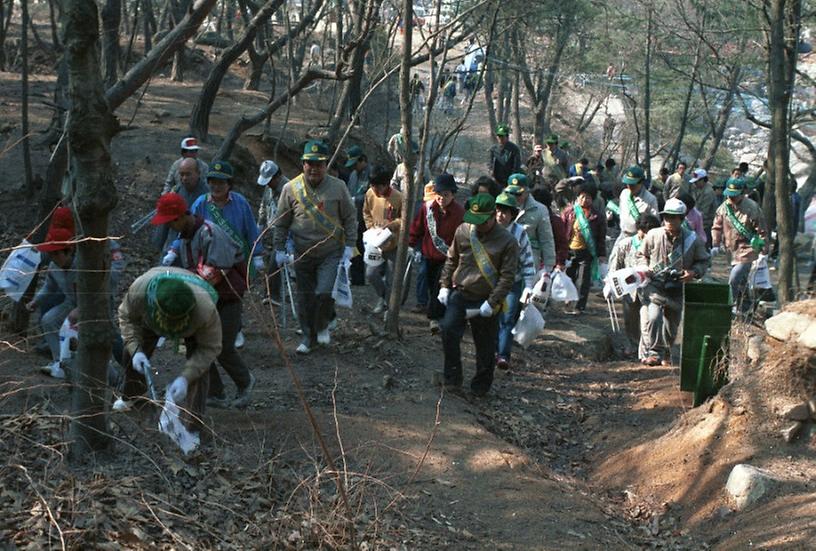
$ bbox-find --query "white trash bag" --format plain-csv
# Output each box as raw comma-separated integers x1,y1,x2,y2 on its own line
362,227,392,248
550,270,579,303
512,304,546,348
0,240,41,302
58,317,78,363
605,267,649,300
363,244,384,267
332,259,353,308
750,255,773,290
158,393,200,455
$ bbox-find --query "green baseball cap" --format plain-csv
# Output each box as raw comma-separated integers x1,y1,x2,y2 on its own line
723,177,746,197
344,145,363,168
495,192,518,210
463,193,496,224
496,123,510,136
560,141,570,150
545,133,559,144
149,276,195,336
302,140,329,162
621,165,645,186
507,172,528,188
207,160,234,180
504,184,524,195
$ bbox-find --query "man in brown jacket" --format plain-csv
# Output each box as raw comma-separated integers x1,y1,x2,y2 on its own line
437,193,518,396
362,166,404,314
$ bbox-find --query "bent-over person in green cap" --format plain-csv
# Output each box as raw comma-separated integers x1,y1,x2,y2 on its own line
274,140,358,354
115,266,222,433
437,193,518,397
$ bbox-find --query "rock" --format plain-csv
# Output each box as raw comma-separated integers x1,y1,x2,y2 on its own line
726,464,775,510
781,402,811,422
808,397,816,420
747,335,764,362
382,374,395,389
765,311,816,350
781,421,804,443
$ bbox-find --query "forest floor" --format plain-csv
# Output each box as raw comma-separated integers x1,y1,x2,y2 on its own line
1,23,816,550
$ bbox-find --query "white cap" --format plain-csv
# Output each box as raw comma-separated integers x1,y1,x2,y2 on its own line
661,197,688,216
689,168,707,183
257,160,280,186
180,137,201,151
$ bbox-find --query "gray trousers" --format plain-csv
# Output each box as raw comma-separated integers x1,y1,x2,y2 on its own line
294,249,342,346
41,301,74,362
641,285,683,358
729,261,753,314
622,294,650,359
365,249,395,300
208,299,251,398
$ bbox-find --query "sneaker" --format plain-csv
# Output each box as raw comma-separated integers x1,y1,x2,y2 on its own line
232,373,256,409
496,356,510,370
372,297,386,314
296,342,312,354
39,361,65,379
156,336,166,348
206,394,230,408
112,397,133,412
316,329,331,345
429,320,440,334
234,330,246,349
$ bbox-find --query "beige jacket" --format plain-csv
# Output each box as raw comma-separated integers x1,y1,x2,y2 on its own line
118,267,222,383
692,183,718,229
636,227,710,279
441,222,519,308
363,187,403,253
711,197,768,264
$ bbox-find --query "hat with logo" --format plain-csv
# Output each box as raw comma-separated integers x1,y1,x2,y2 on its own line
507,172,528,189
302,140,329,162
723,177,747,197
147,275,196,337
495,192,518,211
257,160,280,186
344,145,364,168
180,137,201,151
463,193,496,225
661,197,687,216
433,173,457,194
689,168,708,183
545,133,559,145
504,184,524,195
37,227,74,253
207,160,234,180
621,165,645,186
150,192,188,225
496,123,510,137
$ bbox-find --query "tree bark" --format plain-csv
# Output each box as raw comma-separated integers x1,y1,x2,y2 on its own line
21,0,33,194
0,0,9,71
701,65,740,170
63,0,119,457
101,0,122,88
643,4,653,179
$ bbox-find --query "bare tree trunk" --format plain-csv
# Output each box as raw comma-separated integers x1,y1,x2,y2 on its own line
101,0,122,88
170,0,193,81
21,0,33,194
512,67,521,148
0,0,9,70
144,0,157,53
643,4,653,179
666,35,703,169
701,66,740,170
63,0,118,457
48,0,61,53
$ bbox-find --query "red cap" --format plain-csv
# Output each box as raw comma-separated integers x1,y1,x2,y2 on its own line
150,193,188,225
37,227,74,253
50,207,76,233
180,137,201,151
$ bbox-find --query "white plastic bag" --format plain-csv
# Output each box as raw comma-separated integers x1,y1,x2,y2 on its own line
605,267,649,299
158,393,200,455
550,270,579,302
332,259,353,308
0,240,41,302
362,227,392,248
529,271,551,311
750,255,773,290
512,304,546,348
59,317,78,363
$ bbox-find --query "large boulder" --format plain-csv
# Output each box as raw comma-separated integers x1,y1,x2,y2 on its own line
725,464,776,511
765,310,816,350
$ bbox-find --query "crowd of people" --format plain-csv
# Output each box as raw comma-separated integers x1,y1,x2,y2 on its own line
22,124,783,438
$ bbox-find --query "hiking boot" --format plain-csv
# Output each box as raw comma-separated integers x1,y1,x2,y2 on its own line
234,330,246,349
496,356,510,370
429,320,440,334
206,394,230,408
372,297,386,314
470,386,490,398
40,361,65,379
316,329,331,345
232,374,256,409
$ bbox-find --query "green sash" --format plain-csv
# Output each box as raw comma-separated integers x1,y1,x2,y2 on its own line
470,228,498,288
291,175,345,244
606,201,620,216
724,203,765,251
626,190,640,220
205,199,256,279
573,203,599,281
145,272,218,338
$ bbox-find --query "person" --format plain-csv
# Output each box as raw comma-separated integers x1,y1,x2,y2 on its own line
188,160,264,349
410,73,426,114
503,173,556,272
437,193,518,397
114,266,222,435
711,177,769,314
651,167,669,210
487,124,521,189
274,141,357,354
149,192,256,409
531,187,568,270
617,165,659,245
410,174,465,333
526,144,546,188
162,137,208,194
256,160,290,304
690,168,717,247
362,166,404,314
712,180,725,207
543,134,569,176
678,192,706,244
493,192,535,370
569,158,592,179
637,198,710,366
561,181,607,314
26,227,76,379
664,161,690,200
157,157,210,255
345,145,371,204
609,213,660,359
470,175,500,198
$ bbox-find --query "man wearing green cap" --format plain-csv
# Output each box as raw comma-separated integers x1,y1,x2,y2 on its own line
711,177,769,314
275,140,357,354
617,165,659,246
543,133,569,176
488,124,521,189
115,267,222,433
344,145,370,204
504,173,557,272
437,193,518,396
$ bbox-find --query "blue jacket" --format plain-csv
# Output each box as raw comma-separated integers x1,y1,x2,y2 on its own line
188,192,262,258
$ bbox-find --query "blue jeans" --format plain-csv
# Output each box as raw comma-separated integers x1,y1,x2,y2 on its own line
416,256,429,307
729,261,753,314
497,280,523,360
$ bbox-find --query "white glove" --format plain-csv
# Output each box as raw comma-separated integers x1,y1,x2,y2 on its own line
342,246,355,263
132,351,151,374
168,376,188,402
437,287,450,306
161,250,177,266
479,300,495,317
252,256,265,272
275,250,293,266
710,246,721,257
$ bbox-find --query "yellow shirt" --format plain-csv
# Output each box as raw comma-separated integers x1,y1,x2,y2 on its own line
569,218,587,250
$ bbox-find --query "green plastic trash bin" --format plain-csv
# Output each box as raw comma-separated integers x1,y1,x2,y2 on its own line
680,283,732,406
